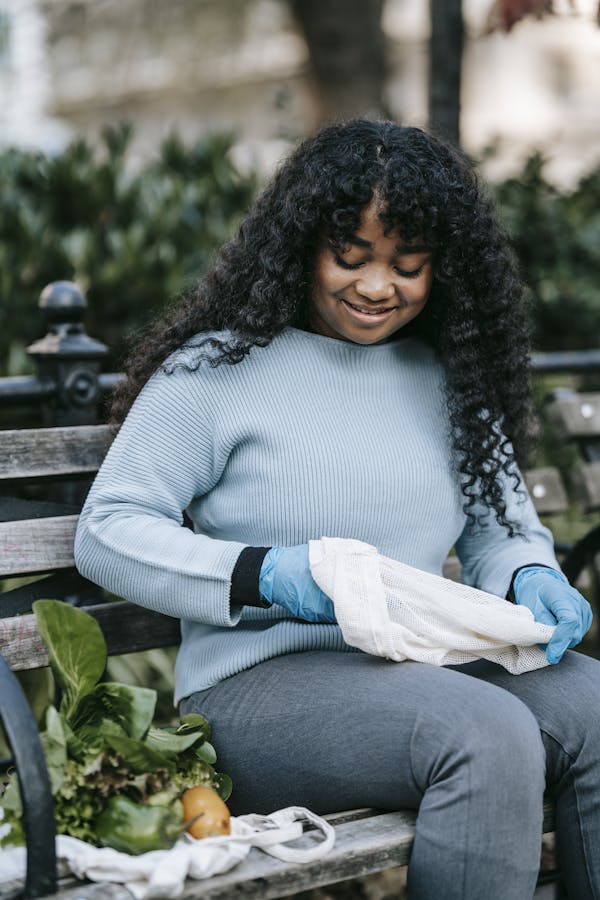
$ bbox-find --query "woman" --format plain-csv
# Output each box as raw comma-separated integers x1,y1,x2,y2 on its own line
75,119,599,899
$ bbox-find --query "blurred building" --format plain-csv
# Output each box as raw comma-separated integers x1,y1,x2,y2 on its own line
1,0,599,185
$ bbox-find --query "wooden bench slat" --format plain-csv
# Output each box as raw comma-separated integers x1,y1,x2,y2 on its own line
0,601,181,669
23,810,417,900
0,462,566,590
523,467,569,515
41,883,133,899
0,425,112,482
125,810,417,899
324,801,553,832
0,515,78,577
546,393,600,439
573,462,600,512
0,525,472,585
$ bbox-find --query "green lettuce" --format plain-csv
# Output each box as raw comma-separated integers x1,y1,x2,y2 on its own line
0,600,232,848
33,600,107,721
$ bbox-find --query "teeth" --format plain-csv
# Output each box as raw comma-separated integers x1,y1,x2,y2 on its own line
345,301,392,315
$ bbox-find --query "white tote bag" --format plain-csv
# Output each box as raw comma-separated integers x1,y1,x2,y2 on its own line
309,537,555,675
0,806,334,900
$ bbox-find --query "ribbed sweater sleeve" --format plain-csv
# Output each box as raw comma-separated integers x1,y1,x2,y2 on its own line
455,463,562,599
74,367,250,625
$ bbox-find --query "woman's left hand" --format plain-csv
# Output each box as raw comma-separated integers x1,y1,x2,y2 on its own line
514,566,593,664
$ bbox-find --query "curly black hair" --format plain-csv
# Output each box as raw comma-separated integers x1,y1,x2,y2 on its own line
111,119,533,534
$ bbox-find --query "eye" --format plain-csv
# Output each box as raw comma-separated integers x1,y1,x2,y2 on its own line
334,256,364,270
395,264,426,279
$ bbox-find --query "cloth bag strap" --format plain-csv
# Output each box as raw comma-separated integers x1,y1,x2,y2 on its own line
234,806,335,862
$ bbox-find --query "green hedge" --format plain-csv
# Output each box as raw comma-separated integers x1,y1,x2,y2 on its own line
490,153,600,351
0,124,256,374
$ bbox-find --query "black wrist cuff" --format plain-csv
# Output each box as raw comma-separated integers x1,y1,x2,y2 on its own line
230,546,272,608
506,563,556,603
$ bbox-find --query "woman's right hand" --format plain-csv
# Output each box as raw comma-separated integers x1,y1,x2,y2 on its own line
259,545,337,623
514,566,592,664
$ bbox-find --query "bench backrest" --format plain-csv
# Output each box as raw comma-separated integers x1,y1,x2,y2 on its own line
546,390,600,511
0,426,113,577
0,425,181,670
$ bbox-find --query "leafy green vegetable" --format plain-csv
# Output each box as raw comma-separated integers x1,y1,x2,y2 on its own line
0,770,22,815
0,600,232,849
68,720,126,760
40,706,68,794
71,683,156,740
214,773,233,802
33,600,107,720
194,741,217,765
144,726,208,756
96,795,184,855
171,761,232,802
103,733,177,774
175,714,211,741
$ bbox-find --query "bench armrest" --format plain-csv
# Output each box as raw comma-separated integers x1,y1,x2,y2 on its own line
0,653,57,898
561,523,600,585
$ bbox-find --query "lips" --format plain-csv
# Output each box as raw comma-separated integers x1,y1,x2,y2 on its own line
341,299,398,316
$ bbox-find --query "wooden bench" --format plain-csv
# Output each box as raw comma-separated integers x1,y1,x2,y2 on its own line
546,389,600,512
0,423,568,899
543,389,600,656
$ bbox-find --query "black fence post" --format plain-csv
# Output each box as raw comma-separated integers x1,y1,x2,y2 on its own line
26,281,108,508
26,281,108,429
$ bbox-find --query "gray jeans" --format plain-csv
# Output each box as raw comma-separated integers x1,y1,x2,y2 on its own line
180,649,600,900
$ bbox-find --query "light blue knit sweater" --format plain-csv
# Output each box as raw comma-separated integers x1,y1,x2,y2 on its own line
74,327,560,703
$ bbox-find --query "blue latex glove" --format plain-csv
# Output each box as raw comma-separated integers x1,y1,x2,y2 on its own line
513,566,593,665
259,545,336,623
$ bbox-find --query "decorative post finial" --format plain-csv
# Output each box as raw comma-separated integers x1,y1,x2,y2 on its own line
27,281,108,427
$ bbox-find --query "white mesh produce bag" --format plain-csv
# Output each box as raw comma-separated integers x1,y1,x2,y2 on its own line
309,537,555,675
0,807,334,900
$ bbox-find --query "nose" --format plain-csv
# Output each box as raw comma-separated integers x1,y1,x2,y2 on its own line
355,270,396,302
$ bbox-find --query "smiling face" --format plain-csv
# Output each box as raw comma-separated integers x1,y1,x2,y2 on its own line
309,200,434,345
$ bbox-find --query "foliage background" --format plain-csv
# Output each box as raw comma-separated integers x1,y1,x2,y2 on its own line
1,128,599,382
488,153,600,352
0,125,256,376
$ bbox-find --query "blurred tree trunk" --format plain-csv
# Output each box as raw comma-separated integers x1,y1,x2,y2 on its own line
291,0,388,123
428,0,463,144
